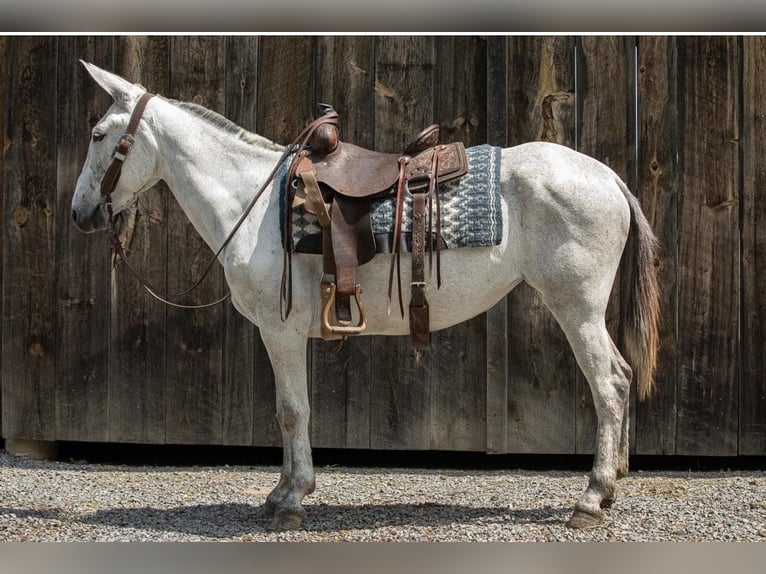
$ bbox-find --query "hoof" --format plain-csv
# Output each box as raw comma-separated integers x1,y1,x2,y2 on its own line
265,508,306,531
260,500,277,519
566,507,603,529
600,497,614,509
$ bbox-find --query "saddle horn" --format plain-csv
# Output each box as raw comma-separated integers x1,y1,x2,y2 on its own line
309,103,339,154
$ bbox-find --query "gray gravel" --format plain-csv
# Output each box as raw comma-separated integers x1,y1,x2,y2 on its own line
1,450,765,541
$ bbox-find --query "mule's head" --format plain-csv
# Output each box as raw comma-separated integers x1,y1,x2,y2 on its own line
71,61,161,233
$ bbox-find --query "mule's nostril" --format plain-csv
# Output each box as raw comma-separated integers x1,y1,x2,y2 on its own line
71,209,78,223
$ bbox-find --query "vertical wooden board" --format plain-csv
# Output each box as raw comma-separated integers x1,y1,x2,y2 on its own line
311,36,374,449
634,36,678,455
370,36,434,450
0,36,6,433
221,36,258,445
256,36,315,144
164,37,225,444
431,316,487,451
504,36,578,453
430,36,488,452
109,36,170,444
739,37,766,455
54,37,113,442
574,36,631,454
315,36,375,144
675,37,739,456
1,37,58,440
485,36,509,454
252,36,316,447
434,37,487,145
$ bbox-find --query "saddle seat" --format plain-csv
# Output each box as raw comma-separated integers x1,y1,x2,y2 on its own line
284,105,468,349
298,123,452,199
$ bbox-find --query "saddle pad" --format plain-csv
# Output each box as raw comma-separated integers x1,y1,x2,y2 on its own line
280,144,502,253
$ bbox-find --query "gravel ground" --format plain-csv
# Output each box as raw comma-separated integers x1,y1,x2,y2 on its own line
1,450,765,541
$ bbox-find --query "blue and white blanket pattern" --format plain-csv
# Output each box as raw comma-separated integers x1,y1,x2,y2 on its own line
282,144,502,251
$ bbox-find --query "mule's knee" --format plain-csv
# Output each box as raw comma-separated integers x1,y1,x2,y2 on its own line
276,397,310,435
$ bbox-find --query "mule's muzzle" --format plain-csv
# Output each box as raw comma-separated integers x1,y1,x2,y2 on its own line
71,204,107,233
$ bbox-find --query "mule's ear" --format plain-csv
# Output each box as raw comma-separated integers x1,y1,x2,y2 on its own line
80,60,133,101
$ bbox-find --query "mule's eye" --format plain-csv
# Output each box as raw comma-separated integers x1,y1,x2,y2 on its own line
92,132,106,143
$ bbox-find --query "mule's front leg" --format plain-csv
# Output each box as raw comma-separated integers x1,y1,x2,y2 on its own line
260,331,315,531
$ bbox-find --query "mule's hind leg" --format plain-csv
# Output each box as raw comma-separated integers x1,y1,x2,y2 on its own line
571,322,630,527
599,340,632,510
259,330,316,531
542,294,632,528
616,381,630,480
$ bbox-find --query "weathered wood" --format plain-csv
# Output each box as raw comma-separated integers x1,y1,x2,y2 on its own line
634,36,678,455
0,36,6,434
253,36,317,446
484,36,509,454
370,36,435,450
430,36,488,452
54,37,113,442
311,36,375,449
164,37,225,444
256,37,315,144
109,36,170,444
740,36,766,455
675,37,740,456
221,36,258,445
504,36,578,453
4,35,766,457
2,37,59,440
431,318,487,451
574,36,631,455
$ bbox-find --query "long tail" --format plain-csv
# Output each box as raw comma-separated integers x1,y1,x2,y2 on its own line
618,180,661,401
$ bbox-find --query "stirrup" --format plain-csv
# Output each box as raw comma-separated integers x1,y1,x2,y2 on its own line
321,281,367,338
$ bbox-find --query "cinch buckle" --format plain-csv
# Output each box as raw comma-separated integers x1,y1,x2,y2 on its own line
112,134,135,162
321,281,367,338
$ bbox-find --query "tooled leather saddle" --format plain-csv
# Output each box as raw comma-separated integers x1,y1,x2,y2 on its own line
283,104,468,349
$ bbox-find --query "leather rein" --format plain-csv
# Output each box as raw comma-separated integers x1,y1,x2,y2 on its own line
101,92,328,310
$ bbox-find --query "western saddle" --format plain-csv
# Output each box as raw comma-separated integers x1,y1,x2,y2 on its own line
284,104,468,349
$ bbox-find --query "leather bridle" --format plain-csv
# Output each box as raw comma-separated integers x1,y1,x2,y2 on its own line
100,91,230,309
99,92,336,311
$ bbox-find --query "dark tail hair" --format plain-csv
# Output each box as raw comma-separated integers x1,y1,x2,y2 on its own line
618,180,661,401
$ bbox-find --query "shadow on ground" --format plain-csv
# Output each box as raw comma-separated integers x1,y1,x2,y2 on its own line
2,502,572,538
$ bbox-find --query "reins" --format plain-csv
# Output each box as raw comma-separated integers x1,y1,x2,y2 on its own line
102,92,331,310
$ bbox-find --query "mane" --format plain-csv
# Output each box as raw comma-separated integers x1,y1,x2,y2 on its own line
168,99,284,152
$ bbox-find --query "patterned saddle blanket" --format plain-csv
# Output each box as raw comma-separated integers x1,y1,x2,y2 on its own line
281,144,503,254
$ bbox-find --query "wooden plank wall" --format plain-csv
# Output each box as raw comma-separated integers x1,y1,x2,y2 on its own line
2,36,766,457
0,36,5,436
3,37,58,441
741,37,766,455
